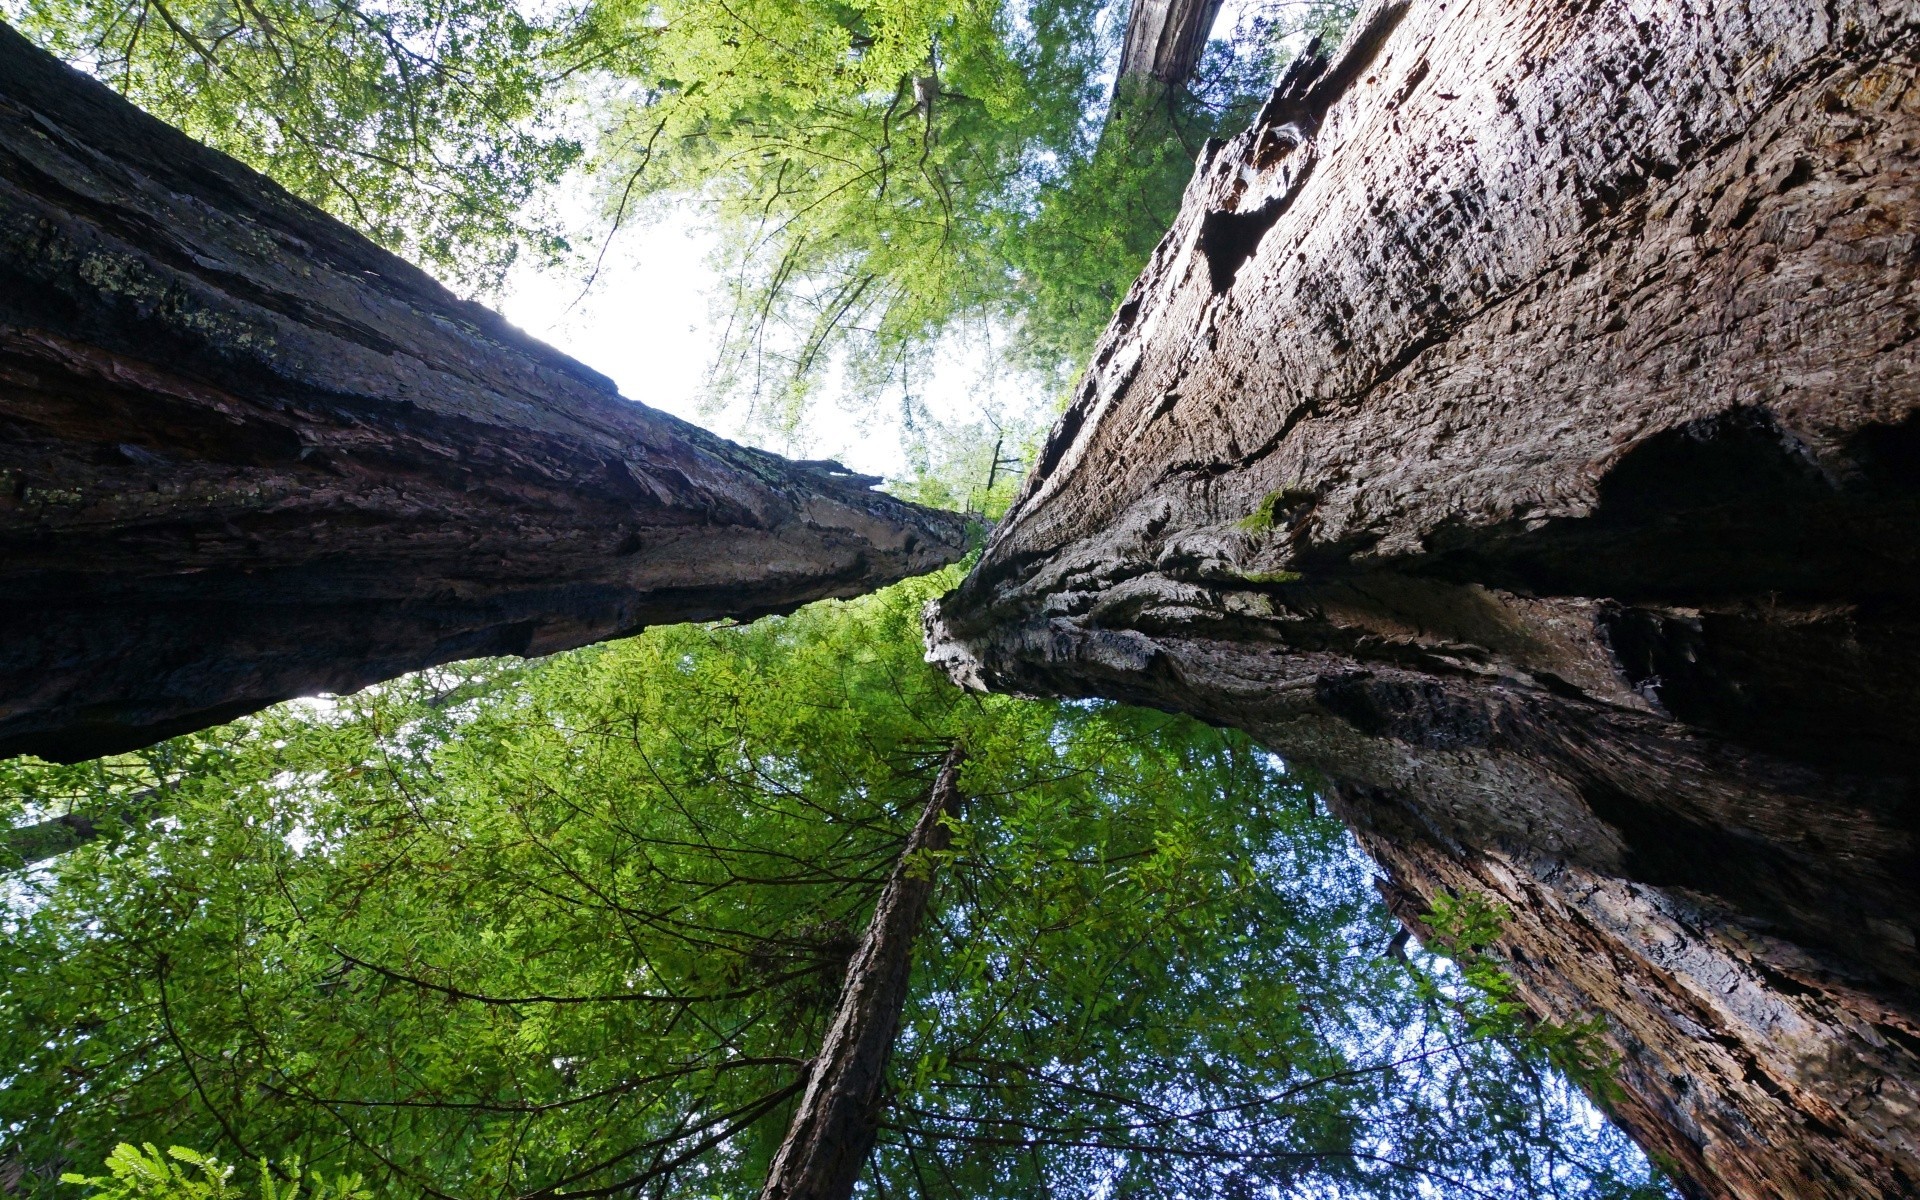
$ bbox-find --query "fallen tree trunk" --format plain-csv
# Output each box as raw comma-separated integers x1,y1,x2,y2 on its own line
759,746,964,1200
0,23,966,763
928,3,1920,1198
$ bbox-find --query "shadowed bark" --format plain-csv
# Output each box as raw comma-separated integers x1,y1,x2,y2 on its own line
929,2,1920,1197
759,746,964,1200
0,23,967,763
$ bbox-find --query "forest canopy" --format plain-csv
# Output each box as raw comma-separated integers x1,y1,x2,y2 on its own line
3,573,1668,1198
0,0,1680,1195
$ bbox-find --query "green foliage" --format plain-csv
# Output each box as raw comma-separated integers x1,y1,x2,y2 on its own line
4,0,582,288
3,573,1668,1199
62,1146,364,1200
599,0,1355,417
995,89,1194,376
0,734,236,867
1414,891,1625,1107
571,0,1157,428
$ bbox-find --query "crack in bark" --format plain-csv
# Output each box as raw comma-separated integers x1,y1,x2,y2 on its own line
0,24,968,759
930,2,1920,1196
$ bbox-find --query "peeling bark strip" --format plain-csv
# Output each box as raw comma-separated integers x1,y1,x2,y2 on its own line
0,24,966,763
929,2,1920,1198
760,747,964,1200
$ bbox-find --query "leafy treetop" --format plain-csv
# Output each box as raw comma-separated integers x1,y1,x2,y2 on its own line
4,571,1669,1200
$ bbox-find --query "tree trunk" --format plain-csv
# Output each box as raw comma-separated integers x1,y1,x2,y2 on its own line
0,23,966,764
1116,0,1227,92
759,746,964,1200
927,2,1920,1198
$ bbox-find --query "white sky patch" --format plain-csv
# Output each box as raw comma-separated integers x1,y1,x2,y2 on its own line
489,0,1331,481
498,206,721,432
497,204,1041,480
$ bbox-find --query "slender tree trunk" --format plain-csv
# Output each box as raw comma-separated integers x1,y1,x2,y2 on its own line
0,23,966,763
928,2,1920,1198
759,746,964,1200
1116,0,1227,93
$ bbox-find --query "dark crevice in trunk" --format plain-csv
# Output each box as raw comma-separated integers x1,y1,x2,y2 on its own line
927,2,1920,1196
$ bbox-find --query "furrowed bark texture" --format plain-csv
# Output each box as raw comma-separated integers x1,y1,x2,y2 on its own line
1117,0,1227,90
759,747,964,1200
928,2,1920,1197
0,23,967,763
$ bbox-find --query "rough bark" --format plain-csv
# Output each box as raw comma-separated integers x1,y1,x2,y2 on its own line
759,746,964,1200
928,2,1920,1198
1117,0,1227,91
0,23,967,763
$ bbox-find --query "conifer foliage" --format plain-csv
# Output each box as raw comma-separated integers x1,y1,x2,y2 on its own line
1,0,1342,418
4,573,1666,1199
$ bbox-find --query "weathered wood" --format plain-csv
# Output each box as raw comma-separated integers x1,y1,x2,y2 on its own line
759,746,963,1200
929,2,1920,1197
1116,0,1226,91
0,24,967,762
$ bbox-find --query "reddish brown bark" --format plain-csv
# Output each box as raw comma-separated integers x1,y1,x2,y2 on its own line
929,2,1920,1196
759,747,964,1200
0,23,967,762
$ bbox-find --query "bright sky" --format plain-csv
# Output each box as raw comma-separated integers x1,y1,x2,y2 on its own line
496,207,1036,482
490,0,1291,480
497,210,722,442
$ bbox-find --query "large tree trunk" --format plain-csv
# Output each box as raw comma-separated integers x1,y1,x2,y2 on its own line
0,24,966,763
759,747,964,1200
927,2,1920,1198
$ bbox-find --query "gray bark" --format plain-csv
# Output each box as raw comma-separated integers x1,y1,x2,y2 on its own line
1116,0,1227,91
0,23,967,763
929,2,1920,1197
759,746,964,1200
